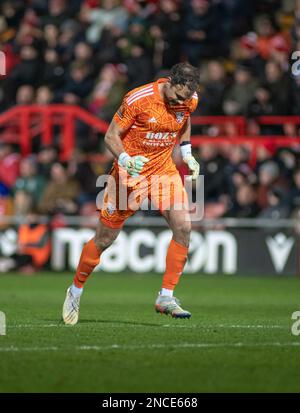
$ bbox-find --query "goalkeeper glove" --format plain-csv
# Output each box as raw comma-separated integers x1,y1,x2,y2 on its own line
118,152,149,177
183,156,200,181
180,143,200,181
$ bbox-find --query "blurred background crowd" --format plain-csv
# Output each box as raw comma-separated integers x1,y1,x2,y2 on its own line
0,0,300,227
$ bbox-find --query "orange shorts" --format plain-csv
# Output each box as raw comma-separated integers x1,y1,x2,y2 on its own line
99,166,188,229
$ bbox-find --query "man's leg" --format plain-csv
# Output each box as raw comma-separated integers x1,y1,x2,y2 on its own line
155,205,192,318
73,221,121,289
161,206,191,293
62,220,121,325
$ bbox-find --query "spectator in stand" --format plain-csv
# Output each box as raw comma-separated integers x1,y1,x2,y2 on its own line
223,65,257,116
196,60,227,116
224,146,254,199
10,45,42,89
0,143,20,190
0,1,25,31
15,84,35,105
38,162,80,215
182,0,221,65
88,63,123,115
149,0,182,69
56,19,83,64
197,144,228,202
247,84,283,135
56,61,94,105
0,208,51,273
255,14,279,60
68,149,99,207
37,145,58,179
13,155,46,215
277,148,297,181
73,41,97,76
90,64,128,121
40,48,65,90
17,208,51,272
226,183,260,218
234,32,265,78
290,168,300,212
43,23,59,49
264,60,292,114
36,86,54,105
41,0,70,27
258,186,290,219
291,75,300,117
256,161,288,209
0,182,14,230
269,35,291,73
124,44,153,89
81,0,129,45
255,142,278,171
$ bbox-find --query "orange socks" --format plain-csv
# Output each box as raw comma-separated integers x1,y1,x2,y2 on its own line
162,239,188,291
73,238,187,291
73,239,102,288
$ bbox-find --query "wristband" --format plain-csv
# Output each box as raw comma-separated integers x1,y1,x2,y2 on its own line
180,143,192,159
118,152,131,167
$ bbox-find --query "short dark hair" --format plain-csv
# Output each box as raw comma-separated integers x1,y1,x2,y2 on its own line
169,62,200,93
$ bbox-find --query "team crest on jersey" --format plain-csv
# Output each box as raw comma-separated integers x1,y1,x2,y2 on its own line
175,112,185,123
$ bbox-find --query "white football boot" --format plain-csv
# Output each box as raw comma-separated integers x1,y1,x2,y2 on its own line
62,287,81,325
155,293,191,318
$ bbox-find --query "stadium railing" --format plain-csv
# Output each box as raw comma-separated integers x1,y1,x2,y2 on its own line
0,106,300,162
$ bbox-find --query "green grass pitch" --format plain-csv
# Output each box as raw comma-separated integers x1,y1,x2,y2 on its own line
0,272,300,393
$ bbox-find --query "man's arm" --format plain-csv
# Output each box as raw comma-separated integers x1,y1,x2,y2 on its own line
104,119,127,159
104,119,149,177
179,116,191,145
178,117,200,181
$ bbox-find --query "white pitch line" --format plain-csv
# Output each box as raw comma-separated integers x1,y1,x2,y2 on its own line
162,324,285,329
8,323,287,329
0,342,300,353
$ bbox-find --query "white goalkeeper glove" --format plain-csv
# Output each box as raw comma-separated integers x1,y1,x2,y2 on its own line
118,152,149,177
180,143,200,181
183,156,200,181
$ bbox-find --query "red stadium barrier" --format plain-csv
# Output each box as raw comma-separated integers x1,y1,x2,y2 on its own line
0,105,108,160
0,106,300,163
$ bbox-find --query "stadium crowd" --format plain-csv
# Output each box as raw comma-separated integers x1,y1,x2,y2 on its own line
0,0,299,225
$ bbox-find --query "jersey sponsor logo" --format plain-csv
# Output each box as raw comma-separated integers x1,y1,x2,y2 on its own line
175,112,185,123
144,131,177,147
146,131,177,140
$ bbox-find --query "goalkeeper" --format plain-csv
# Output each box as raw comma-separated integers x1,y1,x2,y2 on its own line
63,62,200,324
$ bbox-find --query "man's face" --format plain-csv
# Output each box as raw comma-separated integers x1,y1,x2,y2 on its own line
163,82,193,106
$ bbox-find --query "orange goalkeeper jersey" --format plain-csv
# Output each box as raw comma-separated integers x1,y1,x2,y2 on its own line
113,77,198,177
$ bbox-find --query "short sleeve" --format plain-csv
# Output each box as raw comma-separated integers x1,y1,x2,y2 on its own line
189,92,199,114
113,95,139,130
